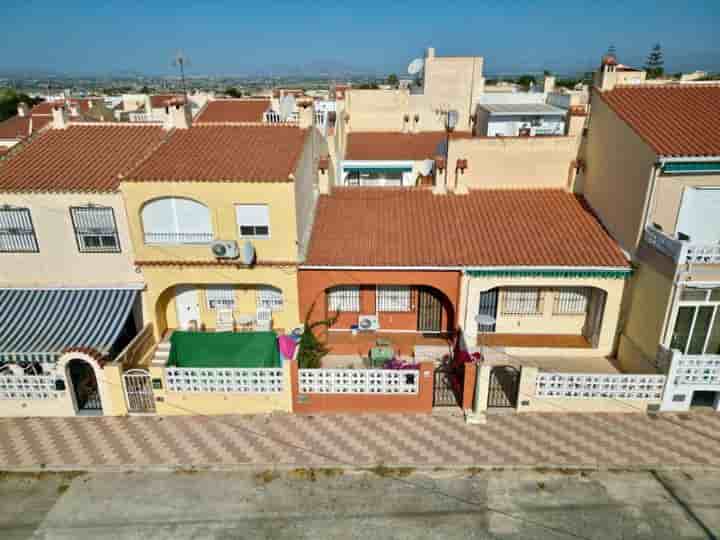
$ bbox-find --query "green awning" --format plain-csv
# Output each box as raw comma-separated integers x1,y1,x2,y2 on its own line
663,162,720,173
465,269,631,279
168,331,280,368
343,167,412,174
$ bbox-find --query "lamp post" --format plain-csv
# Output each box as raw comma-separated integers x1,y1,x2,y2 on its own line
443,109,458,190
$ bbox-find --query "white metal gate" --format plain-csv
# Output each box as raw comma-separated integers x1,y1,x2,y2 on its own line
123,369,156,413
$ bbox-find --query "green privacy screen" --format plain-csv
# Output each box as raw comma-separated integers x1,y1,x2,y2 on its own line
168,331,280,368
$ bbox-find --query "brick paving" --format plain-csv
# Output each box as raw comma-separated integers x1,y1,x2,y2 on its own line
1,411,720,470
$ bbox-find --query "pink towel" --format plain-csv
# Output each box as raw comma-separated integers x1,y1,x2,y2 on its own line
278,335,298,360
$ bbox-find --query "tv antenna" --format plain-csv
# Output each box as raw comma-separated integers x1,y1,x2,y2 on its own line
172,50,191,96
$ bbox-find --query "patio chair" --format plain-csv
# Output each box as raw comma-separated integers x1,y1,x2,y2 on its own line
369,339,395,367
255,308,273,331
215,308,235,332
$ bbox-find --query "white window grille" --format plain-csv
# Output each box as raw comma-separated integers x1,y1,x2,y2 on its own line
235,204,270,238
502,288,542,315
0,207,38,252
327,286,360,312
70,206,120,253
553,287,590,315
377,286,412,312
205,286,236,310
256,286,284,311
165,367,284,393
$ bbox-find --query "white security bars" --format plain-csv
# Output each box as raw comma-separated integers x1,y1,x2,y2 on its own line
256,286,284,311
0,374,65,400
327,286,360,312
377,286,412,312
70,206,120,253
0,206,38,252
535,373,666,399
503,288,542,315
205,286,236,310
299,369,419,394
553,287,590,315
165,367,284,393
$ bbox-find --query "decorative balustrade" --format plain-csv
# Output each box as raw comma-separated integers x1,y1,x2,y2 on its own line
644,226,720,264
128,112,165,123
535,372,666,399
143,232,214,245
0,374,65,400
299,368,419,394
670,355,720,386
165,367,284,393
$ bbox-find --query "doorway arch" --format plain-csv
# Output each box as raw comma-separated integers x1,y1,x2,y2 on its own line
65,358,103,414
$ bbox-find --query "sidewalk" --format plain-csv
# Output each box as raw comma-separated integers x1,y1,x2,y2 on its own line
1,411,719,471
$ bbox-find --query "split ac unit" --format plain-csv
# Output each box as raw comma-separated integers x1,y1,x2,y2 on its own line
211,240,239,259
358,315,380,331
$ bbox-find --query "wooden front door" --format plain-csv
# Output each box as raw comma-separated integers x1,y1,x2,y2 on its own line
417,287,443,333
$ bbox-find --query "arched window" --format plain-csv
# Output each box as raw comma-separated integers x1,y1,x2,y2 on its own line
141,197,213,244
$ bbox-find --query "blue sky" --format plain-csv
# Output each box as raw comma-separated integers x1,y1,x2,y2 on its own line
2,0,719,76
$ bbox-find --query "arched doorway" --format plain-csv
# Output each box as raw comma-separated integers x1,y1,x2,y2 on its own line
67,359,103,414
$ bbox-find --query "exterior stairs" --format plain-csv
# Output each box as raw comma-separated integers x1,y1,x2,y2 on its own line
150,338,171,368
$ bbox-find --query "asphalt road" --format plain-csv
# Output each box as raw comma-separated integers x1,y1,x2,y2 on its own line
1,468,718,539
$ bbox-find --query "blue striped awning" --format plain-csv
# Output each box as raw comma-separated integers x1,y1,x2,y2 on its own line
0,288,137,362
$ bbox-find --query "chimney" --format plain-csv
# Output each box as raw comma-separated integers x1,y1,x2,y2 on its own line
426,47,435,59
17,102,30,117
298,107,313,129
69,103,80,117
51,104,69,129
543,75,556,93
318,156,332,195
163,98,192,130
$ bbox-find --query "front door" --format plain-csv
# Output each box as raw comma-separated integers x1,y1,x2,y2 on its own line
68,359,102,414
175,286,200,329
417,287,443,333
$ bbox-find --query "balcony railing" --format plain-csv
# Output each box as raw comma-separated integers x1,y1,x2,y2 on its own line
643,226,720,265
144,232,214,245
128,112,165,123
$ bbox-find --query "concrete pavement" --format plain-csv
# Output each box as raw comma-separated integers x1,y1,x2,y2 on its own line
0,469,718,539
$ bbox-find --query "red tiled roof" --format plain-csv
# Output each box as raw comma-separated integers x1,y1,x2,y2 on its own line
150,94,182,108
30,98,104,117
30,101,54,116
305,188,628,268
128,125,307,183
345,132,446,161
0,124,166,192
599,85,720,157
0,116,31,139
195,99,271,123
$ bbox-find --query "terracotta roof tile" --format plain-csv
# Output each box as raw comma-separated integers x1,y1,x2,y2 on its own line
305,188,628,268
195,99,271,123
128,125,307,183
0,116,31,139
599,85,720,157
345,132,447,161
0,124,166,192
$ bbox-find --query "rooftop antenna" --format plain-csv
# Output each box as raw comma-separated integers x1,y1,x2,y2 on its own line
172,50,190,96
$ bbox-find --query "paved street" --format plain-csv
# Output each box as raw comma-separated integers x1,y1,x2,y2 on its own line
1,411,720,470
1,469,718,539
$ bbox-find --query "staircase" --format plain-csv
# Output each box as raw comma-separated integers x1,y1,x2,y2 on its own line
150,337,171,368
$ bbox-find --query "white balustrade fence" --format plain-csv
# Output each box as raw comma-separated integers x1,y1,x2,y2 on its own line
535,372,666,400
0,374,65,400
670,355,720,386
299,369,419,394
165,367,284,393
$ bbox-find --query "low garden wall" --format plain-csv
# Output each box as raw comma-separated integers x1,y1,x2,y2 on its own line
0,373,75,417
290,361,435,414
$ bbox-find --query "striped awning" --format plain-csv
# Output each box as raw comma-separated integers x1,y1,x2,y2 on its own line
0,288,137,362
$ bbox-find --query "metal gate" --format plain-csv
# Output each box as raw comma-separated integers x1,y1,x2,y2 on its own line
123,369,156,413
418,287,443,333
487,366,520,409
433,367,462,407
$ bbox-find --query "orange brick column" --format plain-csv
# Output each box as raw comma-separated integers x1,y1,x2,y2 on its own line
462,363,478,411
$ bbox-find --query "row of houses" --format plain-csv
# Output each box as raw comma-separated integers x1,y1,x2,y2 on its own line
0,48,718,418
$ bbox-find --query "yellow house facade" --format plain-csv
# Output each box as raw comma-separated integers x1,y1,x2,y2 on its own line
120,112,320,340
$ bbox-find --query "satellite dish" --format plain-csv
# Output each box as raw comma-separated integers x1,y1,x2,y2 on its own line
240,240,255,265
475,314,496,326
407,58,424,75
420,159,434,176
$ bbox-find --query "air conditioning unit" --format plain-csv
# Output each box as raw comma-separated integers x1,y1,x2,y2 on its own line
211,240,239,259
358,315,380,331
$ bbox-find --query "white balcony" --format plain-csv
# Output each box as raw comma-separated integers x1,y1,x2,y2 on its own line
643,226,720,265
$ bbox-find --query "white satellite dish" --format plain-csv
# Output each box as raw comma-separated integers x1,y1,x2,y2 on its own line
420,159,434,176
240,240,255,265
408,58,424,75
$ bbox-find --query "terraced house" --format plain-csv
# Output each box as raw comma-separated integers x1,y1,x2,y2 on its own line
580,84,720,411
0,104,166,417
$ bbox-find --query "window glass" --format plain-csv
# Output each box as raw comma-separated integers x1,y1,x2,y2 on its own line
710,289,720,302
706,309,720,355
680,288,708,302
688,306,714,354
236,205,270,238
71,206,120,253
670,306,695,353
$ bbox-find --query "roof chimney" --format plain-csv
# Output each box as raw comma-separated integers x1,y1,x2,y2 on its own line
426,47,435,59
163,98,192,130
52,104,69,129
17,102,30,117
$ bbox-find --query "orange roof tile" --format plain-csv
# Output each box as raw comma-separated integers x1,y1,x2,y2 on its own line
128,125,307,183
0,116,31,139
305,188,628,268
599,85,720,157
0,124,166,192
195,99,271,123
345,132,447,161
